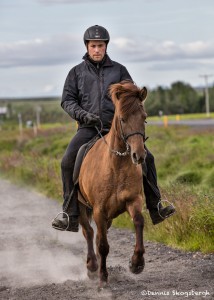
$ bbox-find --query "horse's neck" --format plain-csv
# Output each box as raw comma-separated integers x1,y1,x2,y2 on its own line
105,129,141,179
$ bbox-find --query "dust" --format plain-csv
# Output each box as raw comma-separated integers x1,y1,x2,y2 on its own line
0,179,87,287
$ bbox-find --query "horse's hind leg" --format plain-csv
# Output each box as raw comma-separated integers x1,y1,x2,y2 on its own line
94,211,109,286
79,206,98,275
127,198,145,274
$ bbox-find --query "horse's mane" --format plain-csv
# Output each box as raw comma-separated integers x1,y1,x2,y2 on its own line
109,80,147,119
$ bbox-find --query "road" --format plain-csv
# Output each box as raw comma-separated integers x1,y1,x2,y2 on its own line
148,118,214,127
0,179,213,300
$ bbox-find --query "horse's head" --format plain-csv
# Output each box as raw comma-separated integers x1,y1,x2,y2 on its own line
109,80,148,164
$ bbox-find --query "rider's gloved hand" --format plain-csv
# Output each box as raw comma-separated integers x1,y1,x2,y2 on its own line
83,113,100,126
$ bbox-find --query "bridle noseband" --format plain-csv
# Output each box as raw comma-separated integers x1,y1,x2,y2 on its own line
119,117,148,144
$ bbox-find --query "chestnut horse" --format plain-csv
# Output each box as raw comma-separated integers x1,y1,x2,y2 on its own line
78,80,148,286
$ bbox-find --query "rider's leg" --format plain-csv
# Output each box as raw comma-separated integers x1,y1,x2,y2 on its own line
142,147,175,225
52,127,98,232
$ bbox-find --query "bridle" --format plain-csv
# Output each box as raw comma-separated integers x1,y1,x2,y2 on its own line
119,117,148,143
95,118,148,157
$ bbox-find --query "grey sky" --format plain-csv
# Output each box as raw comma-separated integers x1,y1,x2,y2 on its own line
0,0,213,97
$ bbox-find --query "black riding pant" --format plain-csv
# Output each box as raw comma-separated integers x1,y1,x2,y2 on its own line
61,127,161,215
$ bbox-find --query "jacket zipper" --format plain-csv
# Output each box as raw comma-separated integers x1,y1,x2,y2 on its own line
90,62,102,118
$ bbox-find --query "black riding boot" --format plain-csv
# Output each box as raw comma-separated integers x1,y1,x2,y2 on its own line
142,149,175,225
52,188,79,232
52,168,79,232
63,187,79,231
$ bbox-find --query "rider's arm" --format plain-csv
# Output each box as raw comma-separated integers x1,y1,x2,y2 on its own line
120,65,133,82
61,67,88,123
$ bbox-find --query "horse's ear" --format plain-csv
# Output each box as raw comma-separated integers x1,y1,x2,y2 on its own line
140,87,147,101
113,85,125,101
115,91,120,100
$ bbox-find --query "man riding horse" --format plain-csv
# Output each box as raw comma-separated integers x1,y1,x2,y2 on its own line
52,25,175,232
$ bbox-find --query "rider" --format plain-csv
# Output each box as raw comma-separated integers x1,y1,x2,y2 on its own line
52,25,175,232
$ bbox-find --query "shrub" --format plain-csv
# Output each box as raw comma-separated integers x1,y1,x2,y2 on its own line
175,171,202,185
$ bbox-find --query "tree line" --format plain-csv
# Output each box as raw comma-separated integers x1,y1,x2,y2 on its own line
145,81,214,116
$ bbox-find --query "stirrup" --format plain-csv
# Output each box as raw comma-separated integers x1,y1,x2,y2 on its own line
157,200,175,220
52,212,70,231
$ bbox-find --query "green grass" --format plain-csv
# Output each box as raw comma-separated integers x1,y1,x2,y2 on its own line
145,125,214,189
0,124,74,200
0,122,214,253
113,185,214,253
143,186,214,253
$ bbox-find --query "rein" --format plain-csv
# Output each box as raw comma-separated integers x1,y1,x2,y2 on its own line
95,124,130,157
95,118,148,157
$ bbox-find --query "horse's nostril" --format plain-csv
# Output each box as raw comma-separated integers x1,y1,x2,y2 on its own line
132,152,142,165
132,151,146,165
133,153,137,161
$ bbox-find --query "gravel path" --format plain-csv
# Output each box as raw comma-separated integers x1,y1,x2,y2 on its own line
0,179,213,300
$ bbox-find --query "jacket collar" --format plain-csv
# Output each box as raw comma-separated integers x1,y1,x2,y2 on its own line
83,53,113,67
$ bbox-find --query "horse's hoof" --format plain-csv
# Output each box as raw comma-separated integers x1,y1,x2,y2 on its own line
87,261,98,273
98,280,108,290
98,271,108,288
87,257,98,273
87,269,99,280
87,258,99,280
129,259,145,274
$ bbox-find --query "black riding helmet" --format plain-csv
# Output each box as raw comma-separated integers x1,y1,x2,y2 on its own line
83,25,110,45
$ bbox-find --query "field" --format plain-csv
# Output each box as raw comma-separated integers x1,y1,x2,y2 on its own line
0,109,213,254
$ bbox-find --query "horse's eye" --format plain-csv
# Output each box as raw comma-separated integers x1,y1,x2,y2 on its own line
120,118,125,123
145,120,147,124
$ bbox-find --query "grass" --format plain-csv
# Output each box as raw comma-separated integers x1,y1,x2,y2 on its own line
113,185,214,253
143,186,214,253
0,121,214,253
0,124,75,200
145,125,214,189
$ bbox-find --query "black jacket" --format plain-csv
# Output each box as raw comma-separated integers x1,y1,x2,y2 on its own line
61,54,132,129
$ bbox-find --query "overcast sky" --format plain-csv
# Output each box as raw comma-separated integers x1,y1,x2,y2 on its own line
0,0,214,98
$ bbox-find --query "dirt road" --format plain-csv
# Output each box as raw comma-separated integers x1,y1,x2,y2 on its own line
0,179,213,300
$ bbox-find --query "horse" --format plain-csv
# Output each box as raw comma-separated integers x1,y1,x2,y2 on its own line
78,80,148,286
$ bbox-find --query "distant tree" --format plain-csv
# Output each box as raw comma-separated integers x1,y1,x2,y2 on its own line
146,86,170,116
146,81,201,115
168,81,199,114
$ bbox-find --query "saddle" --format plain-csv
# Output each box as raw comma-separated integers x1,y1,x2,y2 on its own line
73,134,100,185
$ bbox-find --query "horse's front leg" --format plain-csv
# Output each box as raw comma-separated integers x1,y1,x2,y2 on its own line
127,197,145,274
94,211,109,286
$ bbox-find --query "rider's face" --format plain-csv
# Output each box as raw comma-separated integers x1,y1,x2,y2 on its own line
87,41,106,62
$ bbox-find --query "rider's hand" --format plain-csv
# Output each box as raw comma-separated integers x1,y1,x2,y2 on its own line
84,113,100,126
